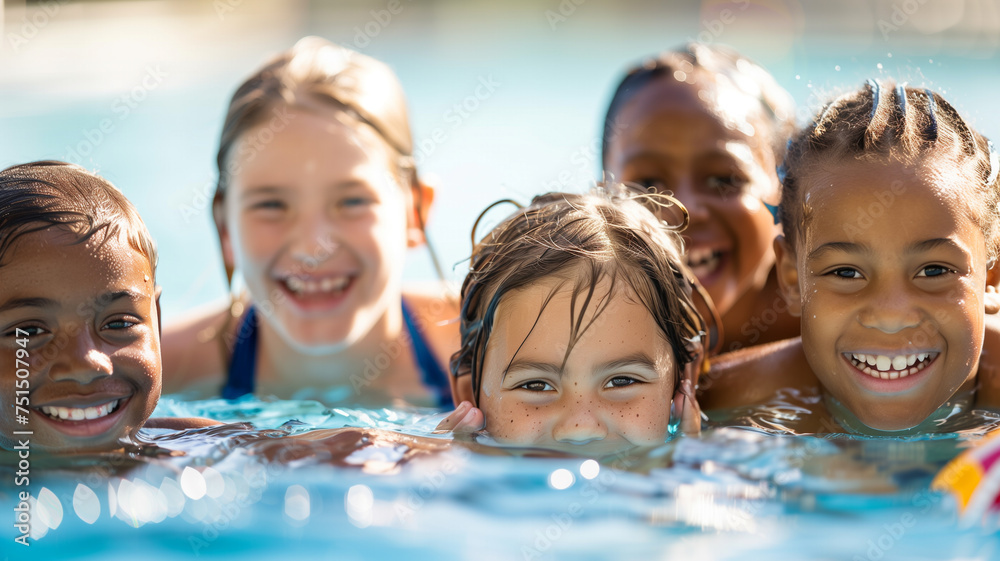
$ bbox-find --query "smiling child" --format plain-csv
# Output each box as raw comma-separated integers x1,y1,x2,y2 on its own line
0,161,214,452
700,82,1000,435
437,184,704,456
602,44,799,352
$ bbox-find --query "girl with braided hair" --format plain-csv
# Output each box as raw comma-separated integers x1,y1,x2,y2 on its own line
701,80,1000,435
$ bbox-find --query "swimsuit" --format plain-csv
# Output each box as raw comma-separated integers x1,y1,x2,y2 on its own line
221,301,452,406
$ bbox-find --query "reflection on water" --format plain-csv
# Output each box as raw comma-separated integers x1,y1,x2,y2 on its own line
4,395,1000,560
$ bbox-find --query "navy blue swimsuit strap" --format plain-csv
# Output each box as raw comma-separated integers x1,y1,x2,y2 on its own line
221,306,258,400
401,299,453,407
223,302,451,405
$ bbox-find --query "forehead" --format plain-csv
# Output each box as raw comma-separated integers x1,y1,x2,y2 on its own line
799,157,984,249
230,105,395,184
486,275,669,367
0,228,154,300
611,72,769,149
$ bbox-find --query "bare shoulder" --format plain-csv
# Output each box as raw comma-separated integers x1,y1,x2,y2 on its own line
976,316,1000,409
160,301,233,394
403,282,461,363
144,417,222,430
698,337,817,411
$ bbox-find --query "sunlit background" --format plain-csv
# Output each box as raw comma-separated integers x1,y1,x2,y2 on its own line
2,0,999,320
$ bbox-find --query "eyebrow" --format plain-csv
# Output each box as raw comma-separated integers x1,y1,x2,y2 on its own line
503,352,660,380
807,238,964,262
0,297,58,315
240,180,372,200
0,290,145,316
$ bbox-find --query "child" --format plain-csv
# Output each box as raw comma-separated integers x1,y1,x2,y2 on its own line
602,43,799,353
700,81,1000,435
161,37,458,406
0,161,214,453
437,184,704,456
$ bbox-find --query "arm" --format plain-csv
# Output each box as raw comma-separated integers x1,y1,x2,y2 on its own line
698,336,816,411
160,302,232,394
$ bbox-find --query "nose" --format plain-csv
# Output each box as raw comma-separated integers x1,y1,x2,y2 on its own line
551,400,609,445
47,326,113,384
289,209,340,269
858,277,923,334
669,174,710,226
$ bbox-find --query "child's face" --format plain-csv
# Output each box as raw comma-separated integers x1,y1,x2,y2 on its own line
0,229,160,451
780,158,991,431
221,106,415,351
478,275,675,457
604,75,780,315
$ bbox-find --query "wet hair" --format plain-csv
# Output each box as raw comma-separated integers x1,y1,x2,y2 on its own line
778,81,1000,255
451,183,705,404
213,36,430,282
601,42,796,168
0,161,157,274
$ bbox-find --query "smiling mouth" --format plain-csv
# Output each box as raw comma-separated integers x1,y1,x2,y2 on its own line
846,352,938,380
686,247,725,280
39,399,123,422
283,275,352,295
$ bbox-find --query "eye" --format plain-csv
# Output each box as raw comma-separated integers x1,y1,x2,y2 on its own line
340,196,374,208
706,174,747,196
103,317,140,330
827,267,863,280
604,376,639,389
4,325,46,338
516,380,554,392
634,178,668,192
250,199,286,211
916,265,953,278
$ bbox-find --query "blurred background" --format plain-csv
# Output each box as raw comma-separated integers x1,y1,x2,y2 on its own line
2,0,999,320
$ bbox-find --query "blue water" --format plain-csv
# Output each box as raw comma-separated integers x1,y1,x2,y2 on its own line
3,397,999,561
4,2,1000,559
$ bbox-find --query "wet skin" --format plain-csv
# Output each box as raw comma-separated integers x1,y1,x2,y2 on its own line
0,229,160,452
476,275,677,457
604,74,781,334
776,158,995,431
219,106,415,354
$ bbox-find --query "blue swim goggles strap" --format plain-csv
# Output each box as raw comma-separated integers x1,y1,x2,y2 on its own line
764,202,780,225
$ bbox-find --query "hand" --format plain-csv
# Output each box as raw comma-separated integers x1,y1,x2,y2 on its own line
435,401,485,434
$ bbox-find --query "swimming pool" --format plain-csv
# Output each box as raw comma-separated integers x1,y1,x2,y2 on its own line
4,1,1000,559
6,396,999,561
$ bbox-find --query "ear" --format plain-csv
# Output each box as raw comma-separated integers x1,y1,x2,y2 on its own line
450,370,475,406
773,235,802,317
986,259,1000,315
675,342,704,436
154,285,163,341
407,178,436,249
213,192,236,284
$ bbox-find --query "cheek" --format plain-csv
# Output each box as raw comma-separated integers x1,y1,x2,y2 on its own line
482,398,545,443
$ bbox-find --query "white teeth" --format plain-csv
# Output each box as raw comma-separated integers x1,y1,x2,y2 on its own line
891,355,908,371
876,355,891,371
284,275,350,295
848,352,936,381
40,400,119,422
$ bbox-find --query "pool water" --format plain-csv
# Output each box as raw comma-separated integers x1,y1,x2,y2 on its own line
5,396,1000,561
